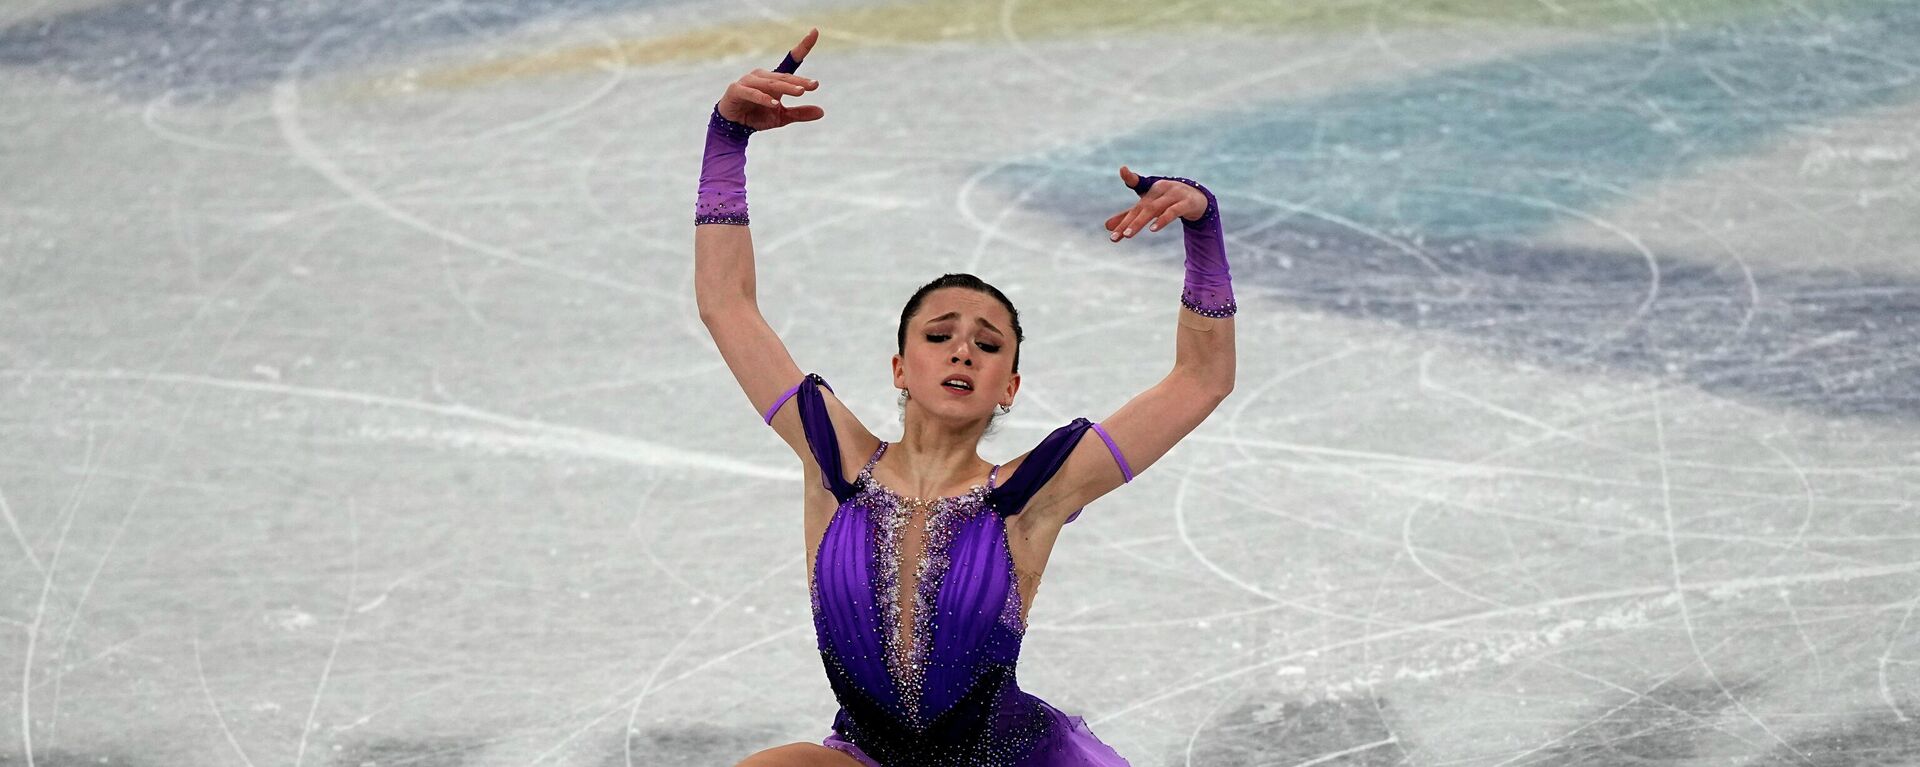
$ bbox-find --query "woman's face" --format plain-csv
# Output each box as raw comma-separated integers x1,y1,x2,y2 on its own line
894,287,1019,422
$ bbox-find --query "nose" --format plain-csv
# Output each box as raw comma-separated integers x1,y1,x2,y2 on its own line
950,354,972,367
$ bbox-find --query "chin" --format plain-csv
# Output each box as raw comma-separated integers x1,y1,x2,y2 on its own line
930,403,992,421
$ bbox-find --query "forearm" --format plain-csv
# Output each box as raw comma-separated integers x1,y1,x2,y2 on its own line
1173,311,1234,396
692,83,766,314
1137,173,1236,397
695,223,758,315
694,45,810,316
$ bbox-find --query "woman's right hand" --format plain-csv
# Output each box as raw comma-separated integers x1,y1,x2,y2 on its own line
717,28,824,132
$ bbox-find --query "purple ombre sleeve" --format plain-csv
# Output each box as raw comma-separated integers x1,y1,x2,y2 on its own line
693,52,805,226
1131,174,1236,318
694,107,755,225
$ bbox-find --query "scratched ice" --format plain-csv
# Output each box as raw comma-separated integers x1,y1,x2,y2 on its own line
2,1,1916,765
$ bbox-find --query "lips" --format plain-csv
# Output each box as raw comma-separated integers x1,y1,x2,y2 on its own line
941,374,974,394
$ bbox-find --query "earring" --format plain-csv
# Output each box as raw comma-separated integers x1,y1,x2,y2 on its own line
995,403,1011,415
900,389,911,401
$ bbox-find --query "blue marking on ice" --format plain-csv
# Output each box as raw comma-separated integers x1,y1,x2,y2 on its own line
1038,1,1918,238
997,2,1920,419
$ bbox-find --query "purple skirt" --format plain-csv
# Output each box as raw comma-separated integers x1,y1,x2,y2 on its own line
821,699,1131,766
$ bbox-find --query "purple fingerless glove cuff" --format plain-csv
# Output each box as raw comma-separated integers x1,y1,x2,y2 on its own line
694,107,753,225
1131,174,1236,318
694,52,804,226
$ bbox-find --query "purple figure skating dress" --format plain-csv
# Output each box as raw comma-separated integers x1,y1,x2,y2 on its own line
768,372,1134,766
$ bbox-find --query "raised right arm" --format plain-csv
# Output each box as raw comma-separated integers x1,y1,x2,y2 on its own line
695,28,877,473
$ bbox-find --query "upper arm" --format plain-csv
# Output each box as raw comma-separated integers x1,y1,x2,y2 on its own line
700,301,879,479
1025,371,1230,522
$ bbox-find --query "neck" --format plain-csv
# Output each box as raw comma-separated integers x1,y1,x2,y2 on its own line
891,407,990,496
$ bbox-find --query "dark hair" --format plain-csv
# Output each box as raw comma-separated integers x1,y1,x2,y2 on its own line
896,273,1024,374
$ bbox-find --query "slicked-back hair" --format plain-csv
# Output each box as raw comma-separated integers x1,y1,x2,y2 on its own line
896,273,1023,375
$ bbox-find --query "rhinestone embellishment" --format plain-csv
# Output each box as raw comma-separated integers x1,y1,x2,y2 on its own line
1181,287,1238,318
853,445,994,726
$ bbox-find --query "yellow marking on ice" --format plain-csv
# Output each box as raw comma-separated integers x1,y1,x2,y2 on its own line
408,0,1780,91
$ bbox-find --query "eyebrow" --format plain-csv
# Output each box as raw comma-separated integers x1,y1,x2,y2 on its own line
924,312,1003,335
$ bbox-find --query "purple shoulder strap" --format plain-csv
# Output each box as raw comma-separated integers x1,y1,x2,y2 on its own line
993,417,1133,524
1089,422,1135,483
769,373,855,500
763,379,808,424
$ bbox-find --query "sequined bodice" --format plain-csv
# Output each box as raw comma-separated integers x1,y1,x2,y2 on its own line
788,372,1118,764
811,441,1027,728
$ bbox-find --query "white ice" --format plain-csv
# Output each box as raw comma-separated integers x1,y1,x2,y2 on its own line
3,1,1916,765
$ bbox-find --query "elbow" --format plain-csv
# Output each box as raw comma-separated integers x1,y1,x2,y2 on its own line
1215,357,1236,399
1202,367,1234,401
1202,364,1235,400
1174,369,1234,402
697,295,752,326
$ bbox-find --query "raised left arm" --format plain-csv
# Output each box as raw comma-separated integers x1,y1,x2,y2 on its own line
1049,311,1234,517
1028,168,1238,521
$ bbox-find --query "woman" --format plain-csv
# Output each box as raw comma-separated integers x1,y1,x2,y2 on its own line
696,27,1237,767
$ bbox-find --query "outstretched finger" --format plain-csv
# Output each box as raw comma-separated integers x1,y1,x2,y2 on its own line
782,104,826,123
770,71,818,90
773,73,820,94
1122,201,1174,240
745,73,811,99
751,69,816,88
1105,205,1148,235
727,81,780,109
1124,202,1162,239
791,27,820,63
1147,206,1182,232
1109,205,1147,241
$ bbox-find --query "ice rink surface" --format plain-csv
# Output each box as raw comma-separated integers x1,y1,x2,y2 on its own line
3,0,1917,764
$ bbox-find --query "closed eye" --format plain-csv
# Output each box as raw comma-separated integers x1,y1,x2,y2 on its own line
926,333,1000,353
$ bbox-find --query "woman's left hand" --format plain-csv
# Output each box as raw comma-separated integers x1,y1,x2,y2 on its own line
1105,165,1209,243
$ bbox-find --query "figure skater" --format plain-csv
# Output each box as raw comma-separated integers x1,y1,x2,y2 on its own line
695,27,1237,767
